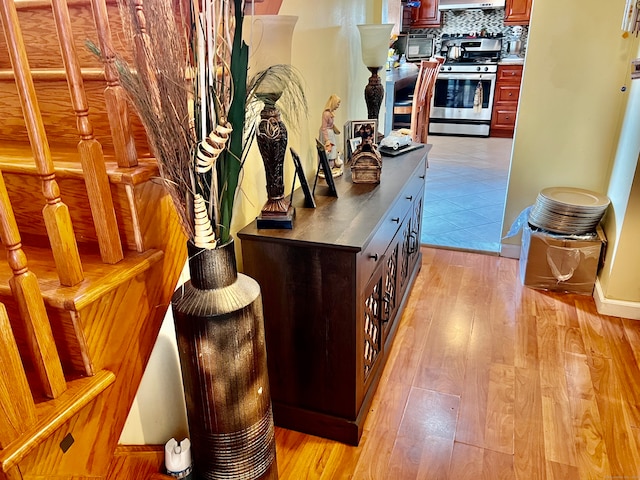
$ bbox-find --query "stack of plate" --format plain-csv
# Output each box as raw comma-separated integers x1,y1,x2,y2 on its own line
528,187,610,235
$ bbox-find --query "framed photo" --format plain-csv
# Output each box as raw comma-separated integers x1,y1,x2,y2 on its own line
313,139,338,198
347,137,362,162
351,119,378,144
289,147,316,208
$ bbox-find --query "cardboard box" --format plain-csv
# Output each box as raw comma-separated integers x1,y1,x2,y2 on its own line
519,224,606,295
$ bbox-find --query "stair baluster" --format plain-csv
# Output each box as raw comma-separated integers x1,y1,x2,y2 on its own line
0,172,67,399
51,0,124,265
0,0,84,287
0,303,37,448
90,0,139,169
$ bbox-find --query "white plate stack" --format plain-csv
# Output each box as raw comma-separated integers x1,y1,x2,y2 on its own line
528,187,610,235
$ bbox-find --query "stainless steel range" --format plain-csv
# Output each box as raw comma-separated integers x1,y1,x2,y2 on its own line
429,35,503,137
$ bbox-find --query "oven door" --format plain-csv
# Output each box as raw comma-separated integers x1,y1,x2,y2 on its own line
430,72,496,122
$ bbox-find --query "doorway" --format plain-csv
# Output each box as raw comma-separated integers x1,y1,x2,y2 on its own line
421,135,512,253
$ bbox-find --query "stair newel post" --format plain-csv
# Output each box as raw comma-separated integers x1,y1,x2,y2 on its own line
51,0,124,265
0,172,67,399
89,0,139,168
0,0,83,287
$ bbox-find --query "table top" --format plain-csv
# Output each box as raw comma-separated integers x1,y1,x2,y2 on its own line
238,145,430,251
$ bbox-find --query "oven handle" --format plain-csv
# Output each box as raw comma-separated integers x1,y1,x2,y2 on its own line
437,73,496,81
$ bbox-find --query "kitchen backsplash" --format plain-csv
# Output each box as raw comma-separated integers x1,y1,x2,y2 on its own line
411,8,528,57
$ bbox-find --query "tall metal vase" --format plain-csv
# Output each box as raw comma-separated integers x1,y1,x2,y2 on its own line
171,239,278,480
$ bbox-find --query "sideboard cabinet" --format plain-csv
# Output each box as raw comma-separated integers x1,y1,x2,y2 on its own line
238,147,430,445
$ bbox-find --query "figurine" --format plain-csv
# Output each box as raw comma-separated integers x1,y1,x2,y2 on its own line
319,94,344,175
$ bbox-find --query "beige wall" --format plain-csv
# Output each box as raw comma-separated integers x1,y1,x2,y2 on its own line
503,0,635,248
502,0,640,304
120,0,380,445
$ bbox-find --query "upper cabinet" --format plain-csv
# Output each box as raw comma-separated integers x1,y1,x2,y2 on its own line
504,0,532,25
411,0,441,28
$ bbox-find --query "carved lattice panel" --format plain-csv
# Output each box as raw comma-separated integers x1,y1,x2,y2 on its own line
383,242,399,324
400,218,412,291
363,278,381,381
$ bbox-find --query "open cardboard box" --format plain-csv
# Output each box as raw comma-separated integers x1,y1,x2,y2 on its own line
519,223,607,295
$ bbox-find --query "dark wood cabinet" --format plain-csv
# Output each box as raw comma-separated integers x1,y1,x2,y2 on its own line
491,64,523,138
504,0,532,25
238,147,429,445
411,0,441,28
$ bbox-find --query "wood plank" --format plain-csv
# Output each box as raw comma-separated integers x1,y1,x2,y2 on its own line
388,387,459,477
514,367,546,480
484,363,515,455
448,442,484,479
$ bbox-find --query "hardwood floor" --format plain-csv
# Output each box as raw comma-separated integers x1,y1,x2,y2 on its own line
273,247,640,479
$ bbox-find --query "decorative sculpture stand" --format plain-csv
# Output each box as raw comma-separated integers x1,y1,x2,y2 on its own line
256,92,295,229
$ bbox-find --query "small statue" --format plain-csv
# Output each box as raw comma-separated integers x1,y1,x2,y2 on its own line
319,94,344,175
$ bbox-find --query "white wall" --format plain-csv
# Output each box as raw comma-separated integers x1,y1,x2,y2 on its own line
120,0,379,445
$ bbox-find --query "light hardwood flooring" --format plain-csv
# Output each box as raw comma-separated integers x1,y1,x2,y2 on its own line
273,247,640,479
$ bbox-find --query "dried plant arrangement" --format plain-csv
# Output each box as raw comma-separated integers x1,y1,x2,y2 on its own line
103,0,307,249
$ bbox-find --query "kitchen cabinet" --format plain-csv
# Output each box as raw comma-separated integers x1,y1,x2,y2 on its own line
504,0,532,25
411,0,441,28
238,147,429,446
491,64,523,138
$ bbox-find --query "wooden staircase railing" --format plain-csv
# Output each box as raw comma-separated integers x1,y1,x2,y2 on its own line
0,0,189,478
50,0,124,265
0,0,84,287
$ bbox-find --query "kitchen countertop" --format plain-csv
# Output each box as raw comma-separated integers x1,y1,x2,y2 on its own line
499,57,525,65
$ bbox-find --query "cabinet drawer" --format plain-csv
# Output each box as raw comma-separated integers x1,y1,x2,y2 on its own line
495,85,520,104
497,65,523,83
492,108,518,129
358,171,425,283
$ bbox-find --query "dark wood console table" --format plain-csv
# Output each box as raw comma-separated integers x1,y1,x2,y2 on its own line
238,146,430,445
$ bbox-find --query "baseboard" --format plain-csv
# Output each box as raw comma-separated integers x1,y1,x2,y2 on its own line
594,278,640,320
500,243,520,259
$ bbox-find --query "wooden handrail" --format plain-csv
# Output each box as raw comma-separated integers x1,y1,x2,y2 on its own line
51,0,124,265
0,303,37,448
90,0,139,168
0,172,67,399
0,0,83,287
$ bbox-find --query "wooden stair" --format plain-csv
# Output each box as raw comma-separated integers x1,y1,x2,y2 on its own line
0,1,187,478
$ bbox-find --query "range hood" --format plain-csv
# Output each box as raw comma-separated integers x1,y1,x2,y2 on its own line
438,0,505,11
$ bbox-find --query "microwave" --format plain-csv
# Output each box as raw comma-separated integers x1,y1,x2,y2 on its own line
405,34,435,62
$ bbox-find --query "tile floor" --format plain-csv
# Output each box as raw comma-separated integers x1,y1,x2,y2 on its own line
421,135,513,253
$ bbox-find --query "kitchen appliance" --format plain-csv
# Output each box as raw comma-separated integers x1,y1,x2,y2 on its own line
430,35,502,137
404,33,435,62
438,0,506,11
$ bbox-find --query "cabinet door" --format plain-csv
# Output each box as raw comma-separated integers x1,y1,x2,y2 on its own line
504,0,532,25
363,264,384,388
411,0,441,28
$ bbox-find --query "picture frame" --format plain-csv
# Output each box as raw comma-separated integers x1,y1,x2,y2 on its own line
313,139,338,198
349,137,362,155
350,119,378,143
289,147,316,208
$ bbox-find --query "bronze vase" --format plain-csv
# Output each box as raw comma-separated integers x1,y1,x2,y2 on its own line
171,239,278,480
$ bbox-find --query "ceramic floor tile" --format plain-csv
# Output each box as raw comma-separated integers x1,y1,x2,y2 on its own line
421,135,512,253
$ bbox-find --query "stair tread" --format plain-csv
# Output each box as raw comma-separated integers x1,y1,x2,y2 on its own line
0,369,116,473
0,142,159,186
0,245,165,311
